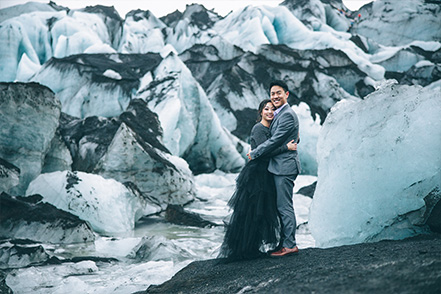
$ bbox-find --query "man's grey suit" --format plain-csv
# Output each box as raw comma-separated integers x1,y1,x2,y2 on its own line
250,104,300,248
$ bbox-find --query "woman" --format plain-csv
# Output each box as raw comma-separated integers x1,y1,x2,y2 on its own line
219,99,297,261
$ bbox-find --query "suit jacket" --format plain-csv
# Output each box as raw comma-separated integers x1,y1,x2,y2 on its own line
250,104,301,175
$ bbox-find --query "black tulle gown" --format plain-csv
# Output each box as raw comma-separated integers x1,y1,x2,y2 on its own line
218,123,282,261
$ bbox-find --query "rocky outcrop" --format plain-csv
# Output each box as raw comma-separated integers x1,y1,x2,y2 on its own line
0,82,61,195
144,234,441,294
297,181,317,198
0,192,94,243
165,205,218,228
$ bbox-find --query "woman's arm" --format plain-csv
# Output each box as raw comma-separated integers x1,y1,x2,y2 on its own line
266,140,297,157
249,113,296,159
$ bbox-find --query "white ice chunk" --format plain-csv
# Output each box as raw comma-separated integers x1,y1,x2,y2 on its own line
15,53,41,81
309,81,441,248
102,69,122,80
26,171,154,234
292,102,321,175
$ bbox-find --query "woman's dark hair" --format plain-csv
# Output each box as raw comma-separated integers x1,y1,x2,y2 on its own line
256,99,272,122
269,80,289,93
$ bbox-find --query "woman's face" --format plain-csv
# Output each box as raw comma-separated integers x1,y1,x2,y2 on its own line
261,102,276,122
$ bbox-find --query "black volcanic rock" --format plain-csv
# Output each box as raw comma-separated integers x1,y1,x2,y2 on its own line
424,187,441,233
165,205,218,228
160,9,183,27
144,234,441,294
161,4,222,30
297,181,317,198
82,5,122,21
401,63,441,87
0,192,95,244
42,53,162,95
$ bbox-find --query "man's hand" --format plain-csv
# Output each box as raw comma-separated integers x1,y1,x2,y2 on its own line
287,140,297,151
247,149,252,160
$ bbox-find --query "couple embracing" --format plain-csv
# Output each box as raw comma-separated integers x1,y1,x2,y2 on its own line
219,80,301,262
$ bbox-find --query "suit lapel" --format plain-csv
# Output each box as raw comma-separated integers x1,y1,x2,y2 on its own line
270,104,289,132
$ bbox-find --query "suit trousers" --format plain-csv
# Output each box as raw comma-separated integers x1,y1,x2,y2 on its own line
274,173,298,248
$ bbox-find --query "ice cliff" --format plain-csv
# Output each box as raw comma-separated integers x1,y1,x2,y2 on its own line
309,81,441,247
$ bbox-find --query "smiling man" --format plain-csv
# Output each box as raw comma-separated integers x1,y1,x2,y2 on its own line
248,80,301,257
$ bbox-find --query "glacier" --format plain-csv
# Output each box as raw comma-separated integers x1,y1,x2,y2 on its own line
309,81,441,247
0,0,441,292
136,51,246,173
352,0,441,46
0,82,61,195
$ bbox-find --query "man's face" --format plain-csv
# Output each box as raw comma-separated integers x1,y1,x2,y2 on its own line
270,85,289,108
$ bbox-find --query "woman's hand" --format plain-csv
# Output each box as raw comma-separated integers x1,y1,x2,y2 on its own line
287,140,297,151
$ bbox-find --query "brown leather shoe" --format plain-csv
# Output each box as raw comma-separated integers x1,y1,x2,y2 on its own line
270,246,299,257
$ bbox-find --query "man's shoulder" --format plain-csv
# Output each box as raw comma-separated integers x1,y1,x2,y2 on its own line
278,105,297,119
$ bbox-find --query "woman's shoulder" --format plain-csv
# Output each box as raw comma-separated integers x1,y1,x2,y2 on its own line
251,122,267,132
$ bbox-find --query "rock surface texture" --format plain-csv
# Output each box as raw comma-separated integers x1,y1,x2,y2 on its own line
145,234,441,294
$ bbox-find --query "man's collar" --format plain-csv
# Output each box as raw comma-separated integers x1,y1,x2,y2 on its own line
274,103,288,116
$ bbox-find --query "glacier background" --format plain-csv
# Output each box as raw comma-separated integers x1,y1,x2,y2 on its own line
0,0,440,293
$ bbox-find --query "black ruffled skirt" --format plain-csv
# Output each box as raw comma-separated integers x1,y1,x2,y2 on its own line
219,159,280,261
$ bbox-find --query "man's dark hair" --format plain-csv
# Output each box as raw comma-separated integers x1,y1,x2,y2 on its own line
256,99,272,122
269,80,289,93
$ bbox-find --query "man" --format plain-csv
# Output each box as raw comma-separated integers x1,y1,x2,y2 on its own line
248,80,301,257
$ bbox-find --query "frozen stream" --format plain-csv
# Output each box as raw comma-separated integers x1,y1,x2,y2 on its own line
5,172,316,293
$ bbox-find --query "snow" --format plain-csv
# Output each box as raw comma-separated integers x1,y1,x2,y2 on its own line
102,69,122,80
25,171,152,234
409,40,441,52
84,43,117,54
309,81,441,247
414,60,434,68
